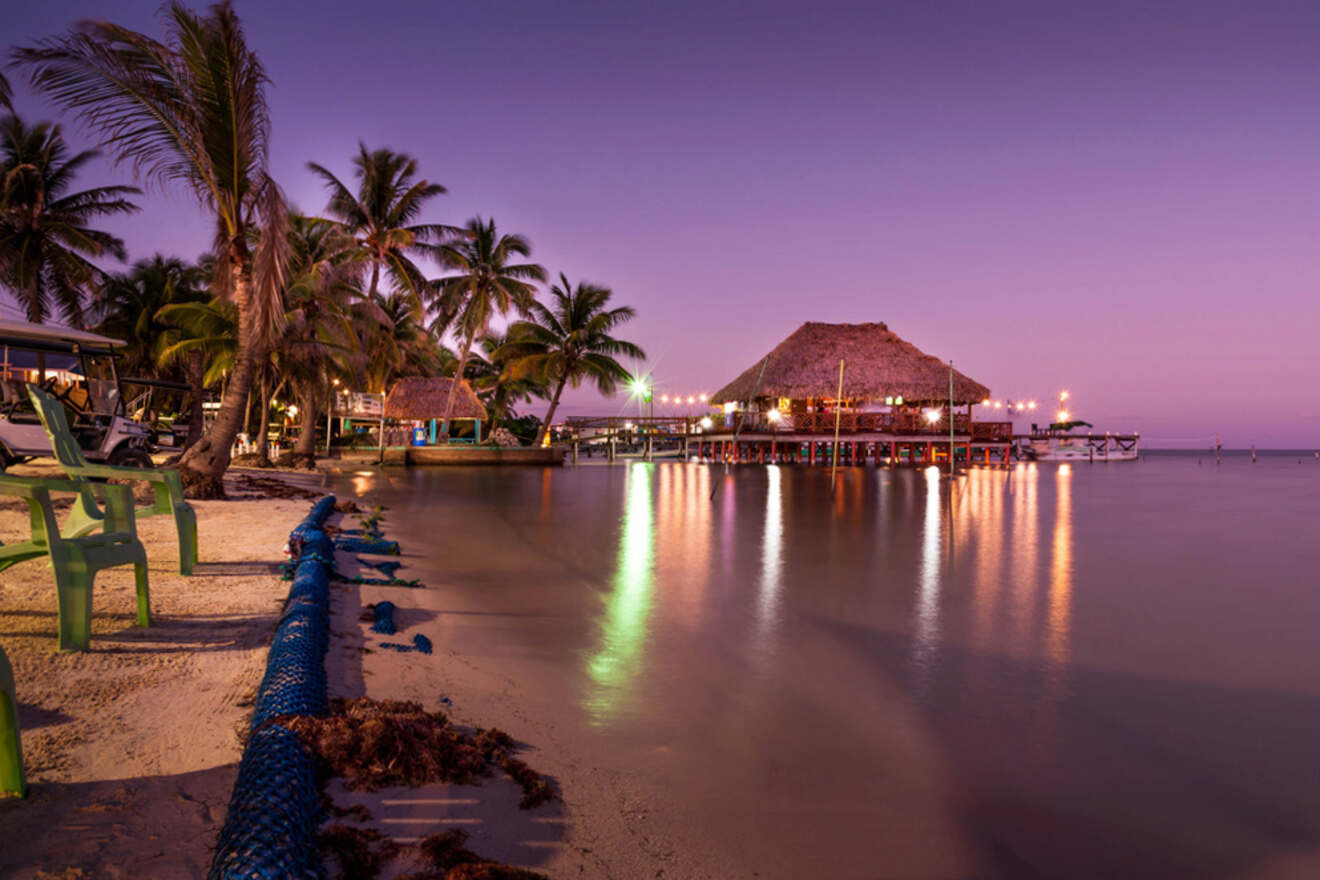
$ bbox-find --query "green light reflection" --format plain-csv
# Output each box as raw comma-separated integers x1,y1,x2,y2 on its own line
584,462,656,723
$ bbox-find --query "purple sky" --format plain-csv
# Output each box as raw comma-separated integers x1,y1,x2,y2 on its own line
6,1,1319,446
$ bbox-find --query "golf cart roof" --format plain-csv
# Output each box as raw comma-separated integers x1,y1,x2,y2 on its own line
0,318,124,355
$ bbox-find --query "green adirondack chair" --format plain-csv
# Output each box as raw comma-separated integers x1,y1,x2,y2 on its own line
27,385,197,576
0,474,150,652
0,644,24,797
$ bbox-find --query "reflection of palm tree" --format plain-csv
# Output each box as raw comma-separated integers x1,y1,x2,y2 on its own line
502,274,644,446
0,114,140,325
17,2,290,496
308,144,457,305
433,217,545,440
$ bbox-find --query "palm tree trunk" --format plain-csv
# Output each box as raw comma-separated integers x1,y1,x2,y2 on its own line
183,349,205,451
255,377,284,466
177,263,259,498
438,333,475,442
295,386,318,464
536,374,569,447
243,376,259,438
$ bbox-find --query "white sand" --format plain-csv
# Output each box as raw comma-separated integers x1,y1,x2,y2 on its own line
0,464,315,879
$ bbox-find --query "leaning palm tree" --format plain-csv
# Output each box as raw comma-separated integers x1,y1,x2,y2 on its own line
14,1,289,497
307,144,457,305
433,216,545,439
502,273,645,447
0,114,140,325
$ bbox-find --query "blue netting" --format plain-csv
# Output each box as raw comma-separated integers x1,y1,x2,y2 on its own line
334,535,399,555
208,726,323,880
210,495,336,880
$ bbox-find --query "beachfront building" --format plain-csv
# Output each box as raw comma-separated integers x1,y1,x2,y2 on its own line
702,321,1012,465
383,376,488,446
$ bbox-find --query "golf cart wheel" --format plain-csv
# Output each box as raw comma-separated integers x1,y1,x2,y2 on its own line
107,446,153,468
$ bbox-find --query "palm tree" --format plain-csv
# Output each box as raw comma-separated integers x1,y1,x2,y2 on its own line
433,217,545,439
465,330,548,433
502,273,645,447
93,255,208,448
15,1,289,497
0,114,140,325
274,213,359,465
92,255,206,378
307,144,457,305
0,72,12,113
361,290,446,393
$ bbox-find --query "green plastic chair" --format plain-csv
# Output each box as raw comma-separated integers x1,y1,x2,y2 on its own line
0,474,150,652
27,385,198,576
0,644,24,797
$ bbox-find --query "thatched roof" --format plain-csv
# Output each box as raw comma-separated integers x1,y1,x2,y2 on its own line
384,376,488,420
710,322,990,405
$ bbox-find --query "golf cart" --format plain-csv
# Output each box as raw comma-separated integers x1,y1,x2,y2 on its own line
0,318,157,470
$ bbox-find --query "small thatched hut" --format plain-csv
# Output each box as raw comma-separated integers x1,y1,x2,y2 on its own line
384,376,488,443
711,321,990,406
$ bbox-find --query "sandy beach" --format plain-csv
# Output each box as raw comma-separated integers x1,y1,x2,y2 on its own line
0,464,672,879
0,465,312,879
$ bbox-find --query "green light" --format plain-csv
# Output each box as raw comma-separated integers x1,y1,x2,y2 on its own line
629,377,651,401
585,462,655,723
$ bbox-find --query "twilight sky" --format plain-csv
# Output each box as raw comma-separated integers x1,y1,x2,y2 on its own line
5,1,1319,446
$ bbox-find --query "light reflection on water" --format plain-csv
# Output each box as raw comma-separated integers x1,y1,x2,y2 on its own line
582,460,1082,723
343,457,1320,877
584,462,655,721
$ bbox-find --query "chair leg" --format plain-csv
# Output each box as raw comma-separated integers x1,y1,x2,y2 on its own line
175,505,197,576
0,691,25,798
54,552,94,653
134,557,151,628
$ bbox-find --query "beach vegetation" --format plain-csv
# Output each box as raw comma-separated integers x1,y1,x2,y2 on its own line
307,144,459,307
0,113,140,325
432,217,546,440
502,274,645,446
15,0,291,497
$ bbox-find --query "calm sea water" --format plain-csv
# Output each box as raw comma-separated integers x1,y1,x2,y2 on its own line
333,455,1320,879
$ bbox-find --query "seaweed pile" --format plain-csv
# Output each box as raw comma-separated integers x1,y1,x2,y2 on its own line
285,697,554,809
231,472,322,500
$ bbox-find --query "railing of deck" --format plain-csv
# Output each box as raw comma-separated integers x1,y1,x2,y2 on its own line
707,412,1011,438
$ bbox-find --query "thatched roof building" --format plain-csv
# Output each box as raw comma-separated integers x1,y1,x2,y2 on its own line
384,376,487,420
710,322,990,406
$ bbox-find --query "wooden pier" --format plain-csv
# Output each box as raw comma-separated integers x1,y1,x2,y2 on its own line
560,413,1017,466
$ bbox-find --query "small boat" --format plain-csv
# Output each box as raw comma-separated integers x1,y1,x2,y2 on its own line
1025,420,1139,462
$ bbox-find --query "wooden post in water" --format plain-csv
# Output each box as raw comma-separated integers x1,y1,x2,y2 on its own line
830,359,845,493
948,360,955,479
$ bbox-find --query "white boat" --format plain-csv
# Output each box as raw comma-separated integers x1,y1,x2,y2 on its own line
1025,421,1139,462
